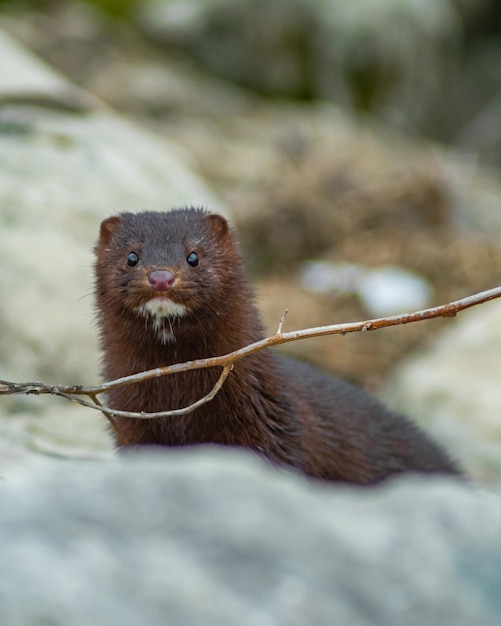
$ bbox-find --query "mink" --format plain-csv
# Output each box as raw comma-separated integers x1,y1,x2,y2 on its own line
94,208,461,484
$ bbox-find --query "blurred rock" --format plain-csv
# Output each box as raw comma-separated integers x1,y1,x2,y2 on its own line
299,261,433,316
357,266,433,317
299,261,363,295
0,26,226,461
0,26,225,382
0,26,100,110
385,299,501,483
1,2,256,119
0,449,500,625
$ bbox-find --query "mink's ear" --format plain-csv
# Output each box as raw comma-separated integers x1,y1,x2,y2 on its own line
97,215,123,248
204,213,230,240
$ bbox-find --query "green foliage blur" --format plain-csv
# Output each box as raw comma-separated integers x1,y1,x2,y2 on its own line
0,0,146,19
82,0,146,19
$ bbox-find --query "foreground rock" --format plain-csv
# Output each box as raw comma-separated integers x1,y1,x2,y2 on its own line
0,448,500,625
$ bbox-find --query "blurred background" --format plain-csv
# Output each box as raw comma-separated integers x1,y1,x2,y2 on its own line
2,6,501,622
1,0,501,478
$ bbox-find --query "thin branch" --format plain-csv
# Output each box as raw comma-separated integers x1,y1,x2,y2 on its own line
277,309,289,334
1,285,500,419
90,392,127,444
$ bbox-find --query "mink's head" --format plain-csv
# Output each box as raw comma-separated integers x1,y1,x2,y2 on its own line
94,208,247,343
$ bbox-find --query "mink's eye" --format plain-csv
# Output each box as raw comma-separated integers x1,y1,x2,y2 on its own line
127,252,139,267
186,252,199,267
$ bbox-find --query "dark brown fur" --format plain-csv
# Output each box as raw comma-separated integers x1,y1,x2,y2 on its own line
94,208,461,484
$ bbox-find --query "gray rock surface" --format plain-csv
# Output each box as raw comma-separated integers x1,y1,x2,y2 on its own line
0,448,500,626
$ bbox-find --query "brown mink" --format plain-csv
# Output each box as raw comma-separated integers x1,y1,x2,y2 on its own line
94,208,461,484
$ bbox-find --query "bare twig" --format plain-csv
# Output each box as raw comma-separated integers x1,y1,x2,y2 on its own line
277,309,289,334
1,285,500,420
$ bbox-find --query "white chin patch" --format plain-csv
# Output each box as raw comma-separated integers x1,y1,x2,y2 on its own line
139,298,187,319
138,298,187,344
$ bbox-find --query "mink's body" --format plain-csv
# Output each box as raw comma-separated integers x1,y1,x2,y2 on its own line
94,208,461,484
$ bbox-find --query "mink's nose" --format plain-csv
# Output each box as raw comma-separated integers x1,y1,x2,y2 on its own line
149,269,175,291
